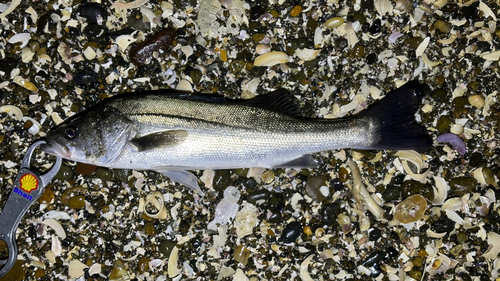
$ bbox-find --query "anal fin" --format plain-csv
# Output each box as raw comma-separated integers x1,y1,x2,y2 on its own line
272,155,318,168
158,170,204,195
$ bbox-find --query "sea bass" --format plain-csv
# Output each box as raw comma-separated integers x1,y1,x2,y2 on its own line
41,81,432,194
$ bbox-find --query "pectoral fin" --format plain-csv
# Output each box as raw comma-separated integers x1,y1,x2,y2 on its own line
131,130,188,152
158,170,204,195
272,155,318,168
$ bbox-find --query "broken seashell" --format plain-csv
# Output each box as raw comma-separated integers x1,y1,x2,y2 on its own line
41,218,67,239
324,17,344,29
483,232,500,259
295,48,321,61
254,51,289,66
299,255,315,281
69,260,88,279
0,105,23,120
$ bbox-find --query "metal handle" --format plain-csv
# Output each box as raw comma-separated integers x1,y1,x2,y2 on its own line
0,140,62,277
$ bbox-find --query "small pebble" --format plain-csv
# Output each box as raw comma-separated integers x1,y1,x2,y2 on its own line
290,5,303,17
96,167,114,181
68,195,86,210
108,259,127,280
73,70,99,86
39,188,55,204
233,245,251,266
468,94,485,109
246,189,271,204
449,177,477,197
159,239,176,257
338,167,348,182
261,170,275,184
394,194,427,224
304,175,327,202
433,19,451,33
281,221,302,243
76,3,107,24
129,28,176,66
55,165,73,180
137,257,151,274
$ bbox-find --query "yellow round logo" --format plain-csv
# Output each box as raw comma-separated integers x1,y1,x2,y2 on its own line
20,174,38,193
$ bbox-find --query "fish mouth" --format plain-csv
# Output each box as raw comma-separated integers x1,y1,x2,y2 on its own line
40,138,71,158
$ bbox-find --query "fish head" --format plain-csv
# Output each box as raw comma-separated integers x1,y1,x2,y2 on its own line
42,107,134,166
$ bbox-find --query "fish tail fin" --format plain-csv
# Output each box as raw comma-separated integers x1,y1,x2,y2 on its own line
361,80,432,151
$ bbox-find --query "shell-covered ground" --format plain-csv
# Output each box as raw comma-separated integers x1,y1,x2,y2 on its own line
1,0,500,280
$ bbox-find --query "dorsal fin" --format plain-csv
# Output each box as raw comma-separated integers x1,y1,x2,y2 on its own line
243,89,302,117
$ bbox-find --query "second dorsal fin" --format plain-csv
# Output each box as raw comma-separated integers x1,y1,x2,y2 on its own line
243,89,302,117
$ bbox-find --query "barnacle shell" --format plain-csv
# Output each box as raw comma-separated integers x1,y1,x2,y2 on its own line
254,51,289,66
394,194,427,224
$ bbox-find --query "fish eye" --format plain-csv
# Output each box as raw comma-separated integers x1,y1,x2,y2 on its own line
64,126,78,140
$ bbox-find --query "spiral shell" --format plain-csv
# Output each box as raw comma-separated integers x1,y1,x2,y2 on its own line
20,174,38,193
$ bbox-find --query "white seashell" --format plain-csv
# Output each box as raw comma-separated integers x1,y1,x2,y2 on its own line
51,234,62,257
395,150,423,171
345,22,358,47
254,51,289,66
45,250,56,264
13,76,38,92
450,123,463,135
255,44,271,55
415,37,430,57
8,32,30,48
88,263,102,276
0,0,21,19
176,79,193,92
41,218,67,239
21,47,35,63
480,50,500,61
115,35,137,51
140,6,156,29
432,176,448,205
432,0,447,8
111,0,148,9
445,209,464,225
395,0,412,12
375,0,394,16
0,105,23,120
295,48,320,61
483,232,500,259
314,26,323,46
181,45,193,59
299,255,315,281
234,202,259,238
324,17,344,29
83,46,96,60
291,193,304,210
426,228,447,238
442,197,467,212
422,53,441,67
479,2,497,21
69,260,87,279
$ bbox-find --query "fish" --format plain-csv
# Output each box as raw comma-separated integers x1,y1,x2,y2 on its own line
41,80,432,194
